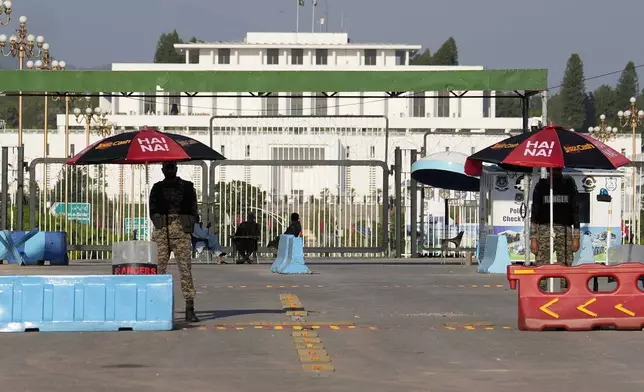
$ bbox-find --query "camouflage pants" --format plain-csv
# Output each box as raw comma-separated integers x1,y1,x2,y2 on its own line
152,224,196,300
531,224,575,267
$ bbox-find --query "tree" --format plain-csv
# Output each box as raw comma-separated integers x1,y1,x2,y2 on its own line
592,85,617,120
559,54,587,130
547,93,563,125
431,37,458,65
154,30,183,63
615,61,639,111
410,49,432,65
494,91,521,117
582,92,596,132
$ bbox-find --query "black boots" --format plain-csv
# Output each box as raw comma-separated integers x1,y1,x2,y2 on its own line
185,299,200,322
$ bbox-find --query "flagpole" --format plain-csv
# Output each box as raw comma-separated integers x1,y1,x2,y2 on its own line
312,0,316,32
296,1,300,33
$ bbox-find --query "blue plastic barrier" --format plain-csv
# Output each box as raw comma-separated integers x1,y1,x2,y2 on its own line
278,237,311,274
477,235,511,274
0,275,173,332
572,234,594,266
270,235,294,273
0,230,68,266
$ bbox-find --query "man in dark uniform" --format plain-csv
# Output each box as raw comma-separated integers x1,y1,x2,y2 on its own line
284,212,302,237
234,212,261,263
530,168,581,266
149,162,200,322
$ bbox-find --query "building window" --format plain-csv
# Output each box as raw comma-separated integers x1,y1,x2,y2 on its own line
435,91,450,118
245,145,250,158
290,93,303,115
143,95,156,114
70,144,75,157
395,50,406,65
220,145,225,156
291,189,304,204
412,92,425,117
291,49,303,65
46,143,50,155
263,94,279,115
314,93,327,116
622,148,626,156
370,146,375,158
218,49,231,64
169,94,180,115
364,49,377,66
482,91,491,118
315,49,328,65
267,49,279,65
445,146,450,152
346,146,350,158
471,146,476,155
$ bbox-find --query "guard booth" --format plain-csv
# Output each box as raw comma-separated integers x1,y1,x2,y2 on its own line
478,167,623,263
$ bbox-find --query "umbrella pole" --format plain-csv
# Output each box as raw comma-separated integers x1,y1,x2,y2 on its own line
549,168,555,293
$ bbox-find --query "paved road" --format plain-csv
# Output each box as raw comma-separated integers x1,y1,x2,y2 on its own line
1,262,643,392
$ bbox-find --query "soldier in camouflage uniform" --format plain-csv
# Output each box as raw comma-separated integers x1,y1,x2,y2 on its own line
150,162,200,322
529,168,581,290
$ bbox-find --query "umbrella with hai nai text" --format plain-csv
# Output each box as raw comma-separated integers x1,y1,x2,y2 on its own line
65,127,226,165
464,125,630,266
464,125,630,176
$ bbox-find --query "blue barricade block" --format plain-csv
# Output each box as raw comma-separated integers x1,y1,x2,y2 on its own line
477,235,511,274
0,275,173,332
0,231,68,266
573,234,595,266
277,237,311,274
271,235,294,273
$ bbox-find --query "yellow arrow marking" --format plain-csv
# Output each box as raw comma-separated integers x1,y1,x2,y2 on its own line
539,298,560,319
577,298,598,317
615,304,635,317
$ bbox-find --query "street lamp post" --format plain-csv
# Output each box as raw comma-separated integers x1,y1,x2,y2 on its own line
26,56,65,227
26,54,66,159
73,97,112,146
588,114,618,143
617,97,644,243
0,1,11,25
0,15,45,147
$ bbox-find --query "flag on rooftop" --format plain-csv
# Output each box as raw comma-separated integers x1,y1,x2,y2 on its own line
298,0,304,5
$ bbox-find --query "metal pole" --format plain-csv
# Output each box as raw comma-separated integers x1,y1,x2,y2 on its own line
18,52,24,148
16,145,24,231
312,1,315,32
521,93,530,266
394,147,402,258
410,149,418,257
1,147,8,230
296,2,300,33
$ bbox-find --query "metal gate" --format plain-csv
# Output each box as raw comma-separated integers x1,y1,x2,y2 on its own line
28,158,208,259
207,159,389,256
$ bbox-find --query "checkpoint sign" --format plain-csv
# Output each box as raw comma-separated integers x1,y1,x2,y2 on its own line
50,202,91,224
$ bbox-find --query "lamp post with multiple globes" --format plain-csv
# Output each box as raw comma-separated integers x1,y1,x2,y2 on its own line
26,56,65,220
73,97,112,147
617,97,644,241
588,114,618,143
0,15,45,147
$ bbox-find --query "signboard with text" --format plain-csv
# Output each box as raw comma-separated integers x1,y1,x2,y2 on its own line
49,202,91,224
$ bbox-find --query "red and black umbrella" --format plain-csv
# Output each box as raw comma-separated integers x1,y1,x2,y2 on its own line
66,127,226,165
464,125,630,176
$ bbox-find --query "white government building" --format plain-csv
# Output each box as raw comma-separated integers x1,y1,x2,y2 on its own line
3,32,639,204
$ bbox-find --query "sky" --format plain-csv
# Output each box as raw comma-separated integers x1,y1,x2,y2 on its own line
11,0,644,92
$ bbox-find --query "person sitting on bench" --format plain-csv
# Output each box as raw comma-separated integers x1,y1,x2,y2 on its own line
192,219,227,264
284,212,302,237
234,212,261,263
